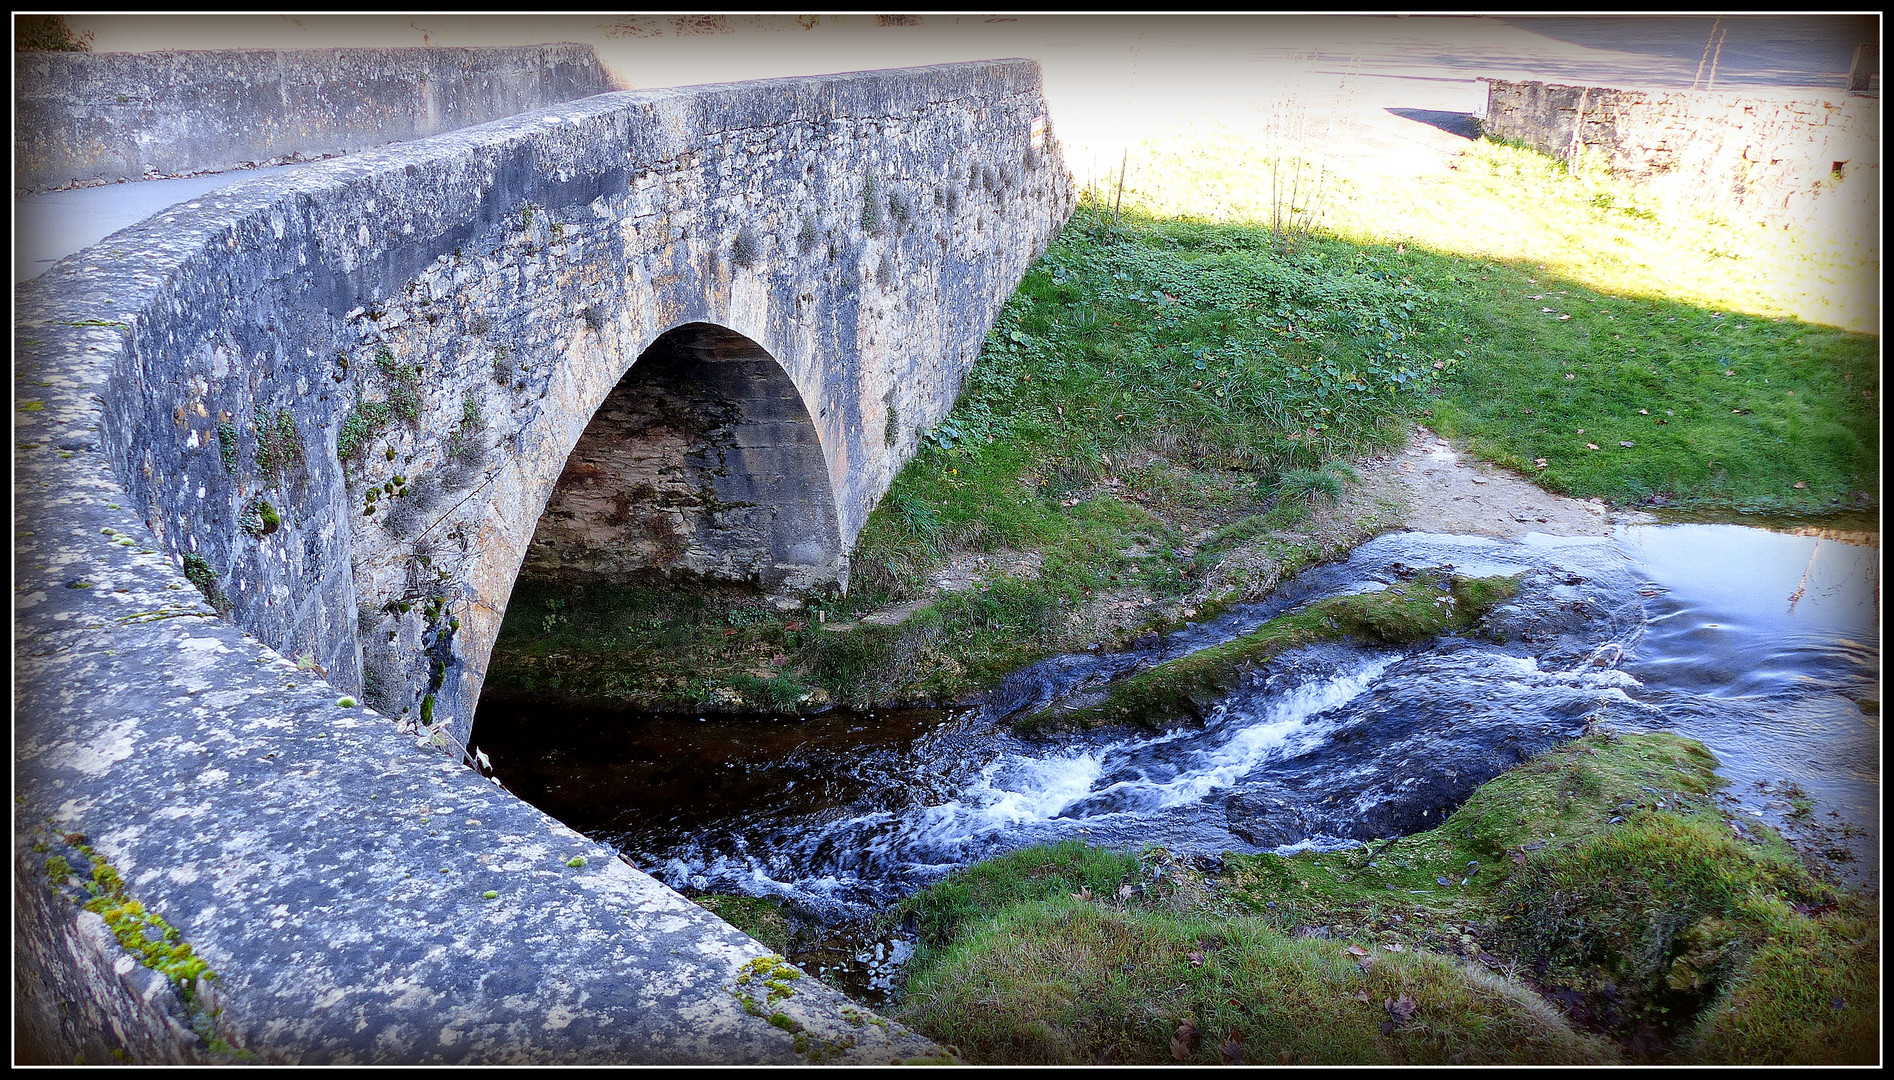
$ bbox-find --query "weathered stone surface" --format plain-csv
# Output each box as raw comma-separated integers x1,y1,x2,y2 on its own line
15,59,1069,1064
13,44,618,190
1481,78,1876,225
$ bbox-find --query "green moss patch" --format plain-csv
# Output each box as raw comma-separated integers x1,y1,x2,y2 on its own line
34,830,253,1060
696,894,798,955
1023,571,1518,733
899,893,1614,1065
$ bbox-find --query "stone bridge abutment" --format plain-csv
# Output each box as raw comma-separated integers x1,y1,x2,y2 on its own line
16,57,1070,1063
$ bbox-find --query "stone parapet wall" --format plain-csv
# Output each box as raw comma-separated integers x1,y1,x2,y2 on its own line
1481,78,1877,226
14,59,1069,1063
13,44,617,190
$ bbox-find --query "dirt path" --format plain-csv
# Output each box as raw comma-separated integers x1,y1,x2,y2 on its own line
1365,426,1655,539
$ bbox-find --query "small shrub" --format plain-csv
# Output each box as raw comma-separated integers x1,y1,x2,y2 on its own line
15,15,92,51
382,492,426,536
449,394,486,466
731,225,761,268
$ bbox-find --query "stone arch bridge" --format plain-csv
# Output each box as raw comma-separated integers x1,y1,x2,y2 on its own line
16,58,1069,1063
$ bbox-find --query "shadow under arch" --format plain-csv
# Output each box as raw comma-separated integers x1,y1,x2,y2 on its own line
517,321,847,597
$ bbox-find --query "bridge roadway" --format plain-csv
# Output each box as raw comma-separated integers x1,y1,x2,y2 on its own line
15,58,1068,1063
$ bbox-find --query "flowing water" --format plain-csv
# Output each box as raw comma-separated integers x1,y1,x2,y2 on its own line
474,522,1879,1003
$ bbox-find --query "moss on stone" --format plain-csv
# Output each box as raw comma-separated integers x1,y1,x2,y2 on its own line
180,552,228,614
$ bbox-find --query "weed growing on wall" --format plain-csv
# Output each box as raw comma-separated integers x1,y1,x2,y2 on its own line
215,420,238,474
731,225,761,268
376,348,423,424
861,172,885,237
181,552,228,613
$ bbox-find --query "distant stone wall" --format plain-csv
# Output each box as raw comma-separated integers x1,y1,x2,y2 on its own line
13,44,617,190
14,60,1067,1064
1481,78,1877,225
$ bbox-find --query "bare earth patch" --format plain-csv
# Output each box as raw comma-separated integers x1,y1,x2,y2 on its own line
1366,426,1654,539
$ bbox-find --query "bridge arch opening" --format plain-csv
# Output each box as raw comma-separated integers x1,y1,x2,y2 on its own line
516,321,845,597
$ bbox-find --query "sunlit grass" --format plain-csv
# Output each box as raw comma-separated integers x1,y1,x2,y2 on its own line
1110,118,1878,334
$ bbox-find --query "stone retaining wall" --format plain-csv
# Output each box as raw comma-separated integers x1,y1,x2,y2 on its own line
1481,78,1877,226
14,59,1071,1063
13,44,617,191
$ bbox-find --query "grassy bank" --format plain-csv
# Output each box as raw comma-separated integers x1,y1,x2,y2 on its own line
891,733,1877,1065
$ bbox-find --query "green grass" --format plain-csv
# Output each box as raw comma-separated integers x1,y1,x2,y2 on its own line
892,733,1876,1064
1108,127,1878,512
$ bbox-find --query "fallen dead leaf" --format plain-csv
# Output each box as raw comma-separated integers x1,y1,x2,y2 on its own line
1386,993,1418,1026
1117,883,1134,900
1221,1038,1245,1065
1171,1018,1201,1062
1383,942,1406,953
1187,950,1206,967
1586,443,1600,450
1793,481,1807,489
1619,441,1635,448
1071,885,1094,901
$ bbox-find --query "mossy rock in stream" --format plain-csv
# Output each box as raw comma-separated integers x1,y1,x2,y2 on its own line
1020,571,1520,734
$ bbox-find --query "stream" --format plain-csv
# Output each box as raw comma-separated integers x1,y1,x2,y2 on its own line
474,521,1879,1004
